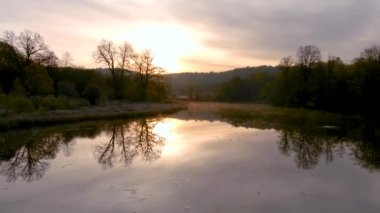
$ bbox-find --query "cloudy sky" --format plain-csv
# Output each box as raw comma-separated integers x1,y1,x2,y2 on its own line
1,0,379,72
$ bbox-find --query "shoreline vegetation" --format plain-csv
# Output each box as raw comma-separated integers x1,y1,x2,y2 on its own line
182,102,379,141
185,101,362,125
0,102,185,131
0,100,374,132
1,29,379,133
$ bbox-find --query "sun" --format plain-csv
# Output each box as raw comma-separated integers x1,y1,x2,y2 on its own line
116,23,198,73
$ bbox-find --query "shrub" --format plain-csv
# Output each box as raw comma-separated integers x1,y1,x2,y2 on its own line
31,95,89,110
10,78,26,97
31,96,66,110
23,64,54,96
0,95,35,113
57,80,78,98
82,84,103,105
10,97,35,113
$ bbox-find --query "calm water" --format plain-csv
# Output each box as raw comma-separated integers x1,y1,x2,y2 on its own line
1,104,380,212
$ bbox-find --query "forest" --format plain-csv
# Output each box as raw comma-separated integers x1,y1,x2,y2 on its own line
1,30,379,121
170,45,380,120
0,30,168,115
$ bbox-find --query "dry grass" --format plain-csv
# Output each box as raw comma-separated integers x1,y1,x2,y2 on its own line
0,102,185,131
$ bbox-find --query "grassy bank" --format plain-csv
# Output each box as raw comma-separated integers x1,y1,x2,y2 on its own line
0,102,185,131
183,101,364,128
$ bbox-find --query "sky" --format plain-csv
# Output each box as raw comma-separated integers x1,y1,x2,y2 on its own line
0,0,379,73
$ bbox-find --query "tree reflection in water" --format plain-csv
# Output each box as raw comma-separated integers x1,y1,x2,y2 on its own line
278,128,345,169
0,122,103,182
0,111,379,183
350,123,380,171
0,133,62,182
219,109,380,171
0,118,164,182
95,119,165,169
277,122,380,170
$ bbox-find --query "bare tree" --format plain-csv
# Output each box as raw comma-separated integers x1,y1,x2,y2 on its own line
60,51,74,67
93,40,135,95
132,50,165,101
279,55,294,74
295,45,321,105
280,55,293,67
34,50,58,67
18,30,48,64
360,45,380,61
118,42,134,78
2,30,56,66
93,40,118,82
296,45,321,80
2,31,17,47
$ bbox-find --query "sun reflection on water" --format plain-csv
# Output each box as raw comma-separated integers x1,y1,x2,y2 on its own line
153,118,183,156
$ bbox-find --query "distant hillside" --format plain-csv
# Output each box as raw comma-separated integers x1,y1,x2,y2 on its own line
93,66,280,99
167,66,279,98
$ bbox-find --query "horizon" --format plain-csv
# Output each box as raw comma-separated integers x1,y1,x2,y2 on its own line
1,0,379,73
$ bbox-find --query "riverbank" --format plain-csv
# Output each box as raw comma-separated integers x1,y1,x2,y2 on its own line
0,102,185,131
182,101,365,128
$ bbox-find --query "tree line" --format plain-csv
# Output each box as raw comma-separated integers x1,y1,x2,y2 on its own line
1,29,379,119
0,29,168,113
212,45,380,119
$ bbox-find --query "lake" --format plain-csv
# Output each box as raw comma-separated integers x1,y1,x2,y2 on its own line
1,103,379,213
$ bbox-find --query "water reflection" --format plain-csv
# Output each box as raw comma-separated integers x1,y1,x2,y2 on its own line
1,107,379,183
219,109,380,171
278,129,345,169
0,133,61,182
350,123,380,171
0,118,165,182
95,119,164,169
280,123,380,171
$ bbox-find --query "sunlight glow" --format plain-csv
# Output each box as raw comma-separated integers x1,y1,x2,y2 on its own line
153,119,177,140
153,119,181,156
117,23,199,73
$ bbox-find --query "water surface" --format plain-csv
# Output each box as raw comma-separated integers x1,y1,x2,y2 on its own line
1,104,379,212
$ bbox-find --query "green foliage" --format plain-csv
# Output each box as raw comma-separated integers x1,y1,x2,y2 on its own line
0,42,22,94
121,76,141,101
147,80,169,101
10,78,26,97
112,77,128,99
23,64,54,96
269,45,380,118
30,96,89,111
49,67,109,95
1,28,379,118
57,80,78,98
0,94,35,113
31,96,68,110
170,66,278,99
1,30,170,111
215,71,274,102
216,76,249,102
210,44,380,120
82,84,104,105
353,45,380,117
